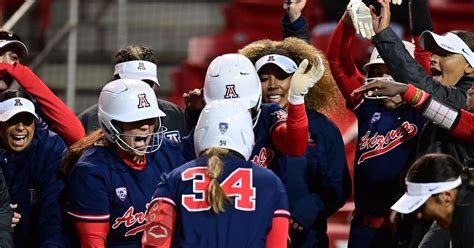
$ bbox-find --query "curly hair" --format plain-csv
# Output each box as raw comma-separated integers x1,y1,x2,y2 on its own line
239,37,344,115
113,45,156,64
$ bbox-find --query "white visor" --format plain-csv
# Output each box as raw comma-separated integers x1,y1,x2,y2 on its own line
255,54,298,74
420,31,474,67
114,60,159,86
0,97,38,122
391,177,462,214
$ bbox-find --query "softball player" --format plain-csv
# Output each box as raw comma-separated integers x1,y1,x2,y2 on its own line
67,79,184,247
182,53,322,180
143,100,289,248
78,45,186,142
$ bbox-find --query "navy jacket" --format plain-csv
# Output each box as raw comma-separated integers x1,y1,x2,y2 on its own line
0,123,68,247
286,109,352,248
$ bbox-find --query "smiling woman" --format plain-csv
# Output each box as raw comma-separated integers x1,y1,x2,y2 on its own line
0,90,69,247
0,92,38,153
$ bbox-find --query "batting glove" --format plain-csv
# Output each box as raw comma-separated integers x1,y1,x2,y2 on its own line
347,0,375,39
288,55,324,105
391,0,402,5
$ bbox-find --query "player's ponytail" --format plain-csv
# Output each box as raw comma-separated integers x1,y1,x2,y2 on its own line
205,148,231,214
62,129,108,178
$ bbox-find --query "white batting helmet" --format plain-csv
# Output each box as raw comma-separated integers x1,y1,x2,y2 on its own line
204,53,262,127
194,100,255,160
98,78,166,153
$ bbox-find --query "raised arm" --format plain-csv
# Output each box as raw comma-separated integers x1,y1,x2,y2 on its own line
353,79,474,141
0,63,85,145
282,0,310,42
327,12,366,108
371,0,468,109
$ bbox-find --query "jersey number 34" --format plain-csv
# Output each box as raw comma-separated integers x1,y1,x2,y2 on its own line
181,167,256,212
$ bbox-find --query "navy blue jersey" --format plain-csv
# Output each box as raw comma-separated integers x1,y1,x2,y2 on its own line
0,123,68,247
285,109,351,248
353,100,426,215
181,103,287,178
152,154,289,248
67,139,185,248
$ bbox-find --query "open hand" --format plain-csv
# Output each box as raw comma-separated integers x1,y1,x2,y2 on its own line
183,88,205,111
352,78,408,98
347,0,375,39
284,0,308,22
370,0,391,34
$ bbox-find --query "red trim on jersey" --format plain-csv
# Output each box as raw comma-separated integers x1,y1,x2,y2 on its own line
67,211,110,221
273,209,291,217
116,146,147,170
451,110,474,141
75,222,109,247
327,21,365,108
0,63,86,146
142,200,176,248
271,103,308,157
266,217,289,248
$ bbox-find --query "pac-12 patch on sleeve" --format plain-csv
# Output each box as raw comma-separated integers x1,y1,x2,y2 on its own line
271,109,288,123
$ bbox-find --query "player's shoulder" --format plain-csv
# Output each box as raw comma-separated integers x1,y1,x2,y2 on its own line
249,161,283,186
166,158,204,179
74,146,112,172
34,123,67,153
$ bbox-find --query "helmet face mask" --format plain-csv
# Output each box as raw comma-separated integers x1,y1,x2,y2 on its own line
98,78,166,154
204,53,262,127
111,118,167,155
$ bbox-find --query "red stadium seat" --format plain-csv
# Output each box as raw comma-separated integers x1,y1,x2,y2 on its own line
327,223,351,248
430,1,474,34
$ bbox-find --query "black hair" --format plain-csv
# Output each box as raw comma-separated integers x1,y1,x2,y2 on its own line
0,89,31,102
407,153,471,187
113,45,155,64
451,30,474,52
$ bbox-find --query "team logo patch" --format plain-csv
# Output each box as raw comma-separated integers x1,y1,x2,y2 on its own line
272,109,288,122
14,99,23,106
164,130,181,142
137,93,151,108
137,62,146,70
370,112,381,124
219,122,229,134
224,84,239,99
115,187,128,202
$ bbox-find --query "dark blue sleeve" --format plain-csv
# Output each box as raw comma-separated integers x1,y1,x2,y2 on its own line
272,174,290,219
151,172,176,206
37,134,69,247
282,14,310,42
0,167,13,248
67,159,110,223
180,129,197,162
286,113,351,228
